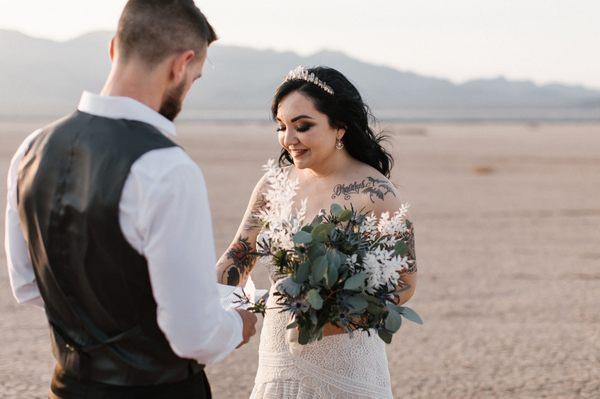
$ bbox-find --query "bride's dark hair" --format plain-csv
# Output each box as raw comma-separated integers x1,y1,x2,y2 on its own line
271,66,394,178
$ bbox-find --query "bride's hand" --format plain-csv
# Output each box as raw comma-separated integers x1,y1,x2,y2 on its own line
322,323,346,337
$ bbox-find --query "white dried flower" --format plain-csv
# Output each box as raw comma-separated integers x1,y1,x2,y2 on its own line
256,160,307,253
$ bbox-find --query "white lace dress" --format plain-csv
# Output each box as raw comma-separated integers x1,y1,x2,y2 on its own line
249,162,394,398
250,282,393,398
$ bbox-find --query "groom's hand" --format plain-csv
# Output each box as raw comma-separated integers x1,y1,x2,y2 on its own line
235,309,258,348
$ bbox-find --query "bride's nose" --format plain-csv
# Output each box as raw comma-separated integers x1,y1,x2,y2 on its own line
282,129,299,147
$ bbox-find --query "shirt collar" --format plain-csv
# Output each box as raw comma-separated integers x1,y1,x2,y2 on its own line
77,91,176,138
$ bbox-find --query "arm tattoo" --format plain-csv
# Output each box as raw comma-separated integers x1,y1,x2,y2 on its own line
331,177,396,203
243,194,267,231
400,220,417,275
221,237,257,286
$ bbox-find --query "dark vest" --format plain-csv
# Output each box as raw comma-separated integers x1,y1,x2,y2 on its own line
17,111,204,386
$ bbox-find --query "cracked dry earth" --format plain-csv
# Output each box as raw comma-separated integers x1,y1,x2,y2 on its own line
1,121,598,398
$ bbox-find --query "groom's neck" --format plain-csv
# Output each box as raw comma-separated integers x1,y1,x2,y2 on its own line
101,60,167,112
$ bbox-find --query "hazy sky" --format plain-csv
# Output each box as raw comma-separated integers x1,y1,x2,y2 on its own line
2,0,599,89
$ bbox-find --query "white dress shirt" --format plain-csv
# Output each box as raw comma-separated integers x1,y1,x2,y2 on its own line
4,91,243,365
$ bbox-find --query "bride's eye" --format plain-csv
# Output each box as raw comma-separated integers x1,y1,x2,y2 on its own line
296,124,312,133
276,126,286,133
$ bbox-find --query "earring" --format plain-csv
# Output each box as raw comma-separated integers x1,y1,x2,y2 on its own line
336,138,344,150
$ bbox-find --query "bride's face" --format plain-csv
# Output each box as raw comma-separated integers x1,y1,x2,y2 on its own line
276,91,340,170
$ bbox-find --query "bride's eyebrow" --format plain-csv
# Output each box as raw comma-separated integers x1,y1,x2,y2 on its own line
291,115,314,123
275,115,314,123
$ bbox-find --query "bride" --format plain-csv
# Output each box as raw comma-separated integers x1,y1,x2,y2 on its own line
217,66,418,398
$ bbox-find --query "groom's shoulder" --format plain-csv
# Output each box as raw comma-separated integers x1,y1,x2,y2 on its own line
130,145,204,183
14,113,77,154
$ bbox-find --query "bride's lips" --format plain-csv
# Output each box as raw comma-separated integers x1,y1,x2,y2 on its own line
289,149,309,158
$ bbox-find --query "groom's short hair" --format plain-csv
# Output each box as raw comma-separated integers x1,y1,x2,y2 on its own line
116,0,217,64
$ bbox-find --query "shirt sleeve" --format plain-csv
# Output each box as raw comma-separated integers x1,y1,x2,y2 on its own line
135,154,243,365
4,129,44,309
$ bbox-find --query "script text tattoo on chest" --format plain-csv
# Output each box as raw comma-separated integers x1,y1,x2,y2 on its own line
331,177,396,203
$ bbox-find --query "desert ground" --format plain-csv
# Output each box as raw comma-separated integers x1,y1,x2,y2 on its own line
0,121,598,398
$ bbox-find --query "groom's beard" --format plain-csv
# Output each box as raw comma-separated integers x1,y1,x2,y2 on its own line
159,81,186,121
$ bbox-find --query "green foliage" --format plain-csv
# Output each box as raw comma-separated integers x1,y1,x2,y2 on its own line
338,209,353,221
312,223,335,242
306,289,324,310
294,261,310,284
257,203,421,346
343,272,367,291
298,325,313,345
293,230,313,244
311,256,328,282
378,328,393,344
394,241,409,256
385,308,402,332
400,307,424,325
276,276,301,297
308,243,326,261
345,295,368,311
325,263,339,289
330,203,344,217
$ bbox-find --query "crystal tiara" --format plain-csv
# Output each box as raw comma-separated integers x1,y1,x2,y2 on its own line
283,65,335,95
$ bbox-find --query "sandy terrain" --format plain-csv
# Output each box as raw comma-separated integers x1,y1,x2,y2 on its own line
0,120,599,398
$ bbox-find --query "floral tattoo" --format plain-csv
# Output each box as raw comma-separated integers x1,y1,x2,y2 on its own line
243,194,267,231
331,177,396,203
400,220,417,275
222,237,257,286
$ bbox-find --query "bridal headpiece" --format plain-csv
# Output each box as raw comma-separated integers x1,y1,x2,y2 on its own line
283,66,335,95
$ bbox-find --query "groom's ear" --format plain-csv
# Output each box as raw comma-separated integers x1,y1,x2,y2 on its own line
109,37,116,62
169,50,196,83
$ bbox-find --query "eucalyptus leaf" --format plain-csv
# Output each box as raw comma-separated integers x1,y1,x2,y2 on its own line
325,264,339,288
385,308,402,332
326,249,342,270
367,303,384,315
378,328,393,344
298,327,312,345
400,307,423,325
338,209,353,221
311,256,328,282
345,295,368,311
343,272,367,291
301,225,313,233
308,243,326,261
312,223,335,242
293,230,313,245
306,289,324,310
394,241,409,256
274,277,301,297
294,261,310,284
330,203,343,217
386,302,403,314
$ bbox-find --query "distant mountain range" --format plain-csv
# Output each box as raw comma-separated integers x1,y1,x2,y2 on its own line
1,29,599,121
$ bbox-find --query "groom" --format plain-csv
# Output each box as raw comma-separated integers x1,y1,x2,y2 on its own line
4,0,257,397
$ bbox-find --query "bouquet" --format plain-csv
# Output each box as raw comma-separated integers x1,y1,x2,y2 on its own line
252,161,422,347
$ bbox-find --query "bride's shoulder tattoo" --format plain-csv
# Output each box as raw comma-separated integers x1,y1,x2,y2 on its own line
331,176,396,203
